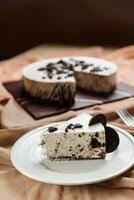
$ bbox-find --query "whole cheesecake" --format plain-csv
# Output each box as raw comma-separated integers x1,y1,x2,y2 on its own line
22,57,117,104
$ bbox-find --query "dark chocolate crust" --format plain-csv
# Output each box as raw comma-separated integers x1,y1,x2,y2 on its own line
49,155,106,161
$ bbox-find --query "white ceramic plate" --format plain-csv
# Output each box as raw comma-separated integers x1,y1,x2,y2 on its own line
11,122,134,185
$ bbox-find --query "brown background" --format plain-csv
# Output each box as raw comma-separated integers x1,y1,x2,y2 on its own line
0,0,134,59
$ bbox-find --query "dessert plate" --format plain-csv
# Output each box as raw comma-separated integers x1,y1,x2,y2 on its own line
11,122,134,185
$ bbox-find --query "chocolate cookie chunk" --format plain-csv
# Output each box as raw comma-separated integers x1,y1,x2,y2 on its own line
57,60,68,66
90,138,101,148
81,64,89,70
67,123,74,129
37,67,45,71
74,123,83,128
48,126,58,132
89,114,107,127
90,67,102,72
105,126,119,153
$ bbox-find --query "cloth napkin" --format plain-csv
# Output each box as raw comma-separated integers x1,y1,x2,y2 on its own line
0,45,134,200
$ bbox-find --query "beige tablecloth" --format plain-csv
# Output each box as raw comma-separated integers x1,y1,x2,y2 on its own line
0,45,134,200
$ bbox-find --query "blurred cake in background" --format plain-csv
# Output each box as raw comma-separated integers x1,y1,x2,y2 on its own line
22,57,117,105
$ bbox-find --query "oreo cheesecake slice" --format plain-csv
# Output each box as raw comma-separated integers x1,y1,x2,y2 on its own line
41,113,119,160
41,113,106,160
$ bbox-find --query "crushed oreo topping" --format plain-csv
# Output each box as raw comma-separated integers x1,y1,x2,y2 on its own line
102,143,105,147
38,59,74,80
69,64,74,71
57,60,68,66
57,69,64,74
80,148,84,152
66,123,74,129
72,154,75,157
90,67,102,72
90,138,101,148
46,63,55,70
38,67,45,71
64,123,83,132
68,123,74,128
48,126,58,132
73,123,83,128
40,141,45,145
69,147,72,151
104,67,109,70
65,72,74,78
79,61,85,64
95,132,99,137
81,64,89,70
37,59,108,81
65,127,68,133
48,73,53,79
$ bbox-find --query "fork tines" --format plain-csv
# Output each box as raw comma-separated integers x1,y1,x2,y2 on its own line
116,107,134,126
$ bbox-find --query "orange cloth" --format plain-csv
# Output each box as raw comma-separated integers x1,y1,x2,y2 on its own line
0,46,134,200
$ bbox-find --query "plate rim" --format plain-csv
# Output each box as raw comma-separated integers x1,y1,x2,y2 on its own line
11,122,134,185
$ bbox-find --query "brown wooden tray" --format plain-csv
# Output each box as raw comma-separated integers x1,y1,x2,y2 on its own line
3,81,134,120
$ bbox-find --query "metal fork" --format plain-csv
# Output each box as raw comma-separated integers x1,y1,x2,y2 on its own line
116,107,134,126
